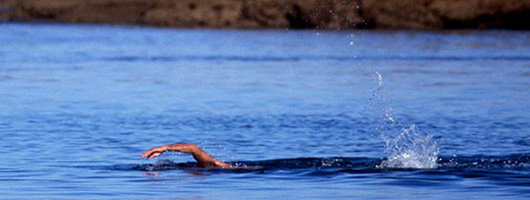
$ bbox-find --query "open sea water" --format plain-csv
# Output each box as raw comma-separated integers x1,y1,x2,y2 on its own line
0,23,529,199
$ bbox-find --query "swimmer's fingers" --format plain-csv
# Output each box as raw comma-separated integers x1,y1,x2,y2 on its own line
141,147,166,159
147,152,162,160
141,147,157,158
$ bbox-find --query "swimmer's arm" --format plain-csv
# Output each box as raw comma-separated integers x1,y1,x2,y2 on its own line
141,143,232,168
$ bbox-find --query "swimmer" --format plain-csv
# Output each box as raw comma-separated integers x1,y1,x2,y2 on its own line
141,143,233,168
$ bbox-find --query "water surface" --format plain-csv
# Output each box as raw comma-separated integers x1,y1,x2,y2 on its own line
1,23,530,199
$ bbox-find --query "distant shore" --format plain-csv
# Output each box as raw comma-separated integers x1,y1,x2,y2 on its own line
1,0,529,30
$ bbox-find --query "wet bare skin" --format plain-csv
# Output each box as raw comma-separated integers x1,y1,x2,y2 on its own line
142,143,248,169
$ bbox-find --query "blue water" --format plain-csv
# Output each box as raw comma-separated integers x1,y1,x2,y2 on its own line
1,23,530,199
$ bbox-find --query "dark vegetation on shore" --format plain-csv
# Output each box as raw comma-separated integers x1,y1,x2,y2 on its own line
1,0,529,29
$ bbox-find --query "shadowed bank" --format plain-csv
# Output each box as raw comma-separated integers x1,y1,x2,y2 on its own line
1,0,530,29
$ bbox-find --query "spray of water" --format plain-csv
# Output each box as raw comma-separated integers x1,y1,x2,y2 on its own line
372,71,439,169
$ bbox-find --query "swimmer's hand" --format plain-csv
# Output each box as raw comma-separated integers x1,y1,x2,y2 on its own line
141,142,232,168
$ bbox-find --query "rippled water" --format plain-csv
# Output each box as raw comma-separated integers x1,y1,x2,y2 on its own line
1,23,530,199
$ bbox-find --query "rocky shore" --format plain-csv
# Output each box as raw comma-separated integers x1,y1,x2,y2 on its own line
1,0,529,29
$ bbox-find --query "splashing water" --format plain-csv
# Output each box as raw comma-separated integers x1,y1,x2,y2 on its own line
379,124,439,169
372,72,439,169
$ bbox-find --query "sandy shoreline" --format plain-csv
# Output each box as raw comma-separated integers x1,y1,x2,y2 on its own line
1,0,530,30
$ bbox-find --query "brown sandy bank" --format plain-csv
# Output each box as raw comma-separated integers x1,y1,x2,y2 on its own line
1,0,529,29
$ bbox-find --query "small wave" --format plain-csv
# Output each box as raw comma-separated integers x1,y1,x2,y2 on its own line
440,154,530,169
101,55,530,63
99,155,530,172
127,157,378,172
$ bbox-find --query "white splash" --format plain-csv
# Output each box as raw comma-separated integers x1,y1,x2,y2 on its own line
379,125,439,169
372,71,439,169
